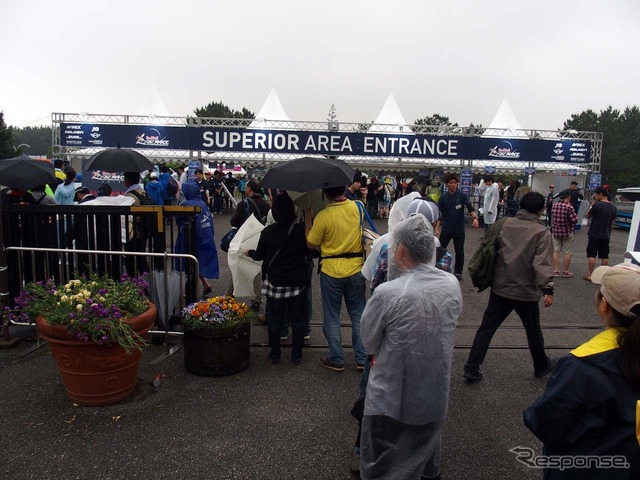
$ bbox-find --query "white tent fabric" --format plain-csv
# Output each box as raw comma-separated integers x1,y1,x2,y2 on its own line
368,93,413,134
482,98,528,137
135,84,172,117
249,88,292,129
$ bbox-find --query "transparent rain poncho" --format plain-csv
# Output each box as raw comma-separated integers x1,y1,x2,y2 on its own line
360,214,463,479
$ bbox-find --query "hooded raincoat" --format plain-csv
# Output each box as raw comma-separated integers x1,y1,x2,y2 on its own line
174,182,219,279
360,215,463,479
54,182,76,205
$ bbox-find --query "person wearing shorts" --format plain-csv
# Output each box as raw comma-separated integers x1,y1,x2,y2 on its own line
551,190,577,278
584,187,617,281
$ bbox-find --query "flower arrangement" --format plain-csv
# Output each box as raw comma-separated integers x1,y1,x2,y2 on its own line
5,273,151,353
182,296,250,330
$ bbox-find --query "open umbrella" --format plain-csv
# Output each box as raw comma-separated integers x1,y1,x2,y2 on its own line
227,215,264,297
260,157,354,192
85,148,153,172
0,155,56,190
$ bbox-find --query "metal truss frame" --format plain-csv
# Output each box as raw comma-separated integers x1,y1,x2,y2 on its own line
52,113,602,174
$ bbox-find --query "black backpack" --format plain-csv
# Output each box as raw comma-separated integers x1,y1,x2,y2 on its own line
129,190,154,206
165,177,179,198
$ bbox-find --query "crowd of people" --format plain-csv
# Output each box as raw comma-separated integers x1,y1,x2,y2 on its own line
2,161,637,478
218,170,636,478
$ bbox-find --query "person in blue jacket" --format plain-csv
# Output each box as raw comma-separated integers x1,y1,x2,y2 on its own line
523,262,640,479
144,172,165,205
175,181,219,296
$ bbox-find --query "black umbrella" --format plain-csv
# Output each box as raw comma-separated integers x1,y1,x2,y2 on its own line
260,157,355,192
85,148,153,172
0,155,56,191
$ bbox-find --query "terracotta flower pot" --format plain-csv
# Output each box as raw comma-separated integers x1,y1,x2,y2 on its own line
36,303,156,406
183,322,250,376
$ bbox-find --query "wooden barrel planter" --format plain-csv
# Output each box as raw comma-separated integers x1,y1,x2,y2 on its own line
35,303,156,406
183,322,250,376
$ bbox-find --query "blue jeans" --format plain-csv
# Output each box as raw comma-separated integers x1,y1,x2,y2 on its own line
320,271,366,365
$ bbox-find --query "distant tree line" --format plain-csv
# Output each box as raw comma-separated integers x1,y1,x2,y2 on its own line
1,103,639,190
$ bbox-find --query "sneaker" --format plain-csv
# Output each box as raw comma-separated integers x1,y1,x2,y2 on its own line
291,358,301,365
463,365,483,383
269,357,280,365
356,363,365,372
280,335,288,341
320,357,344,372
534,358,557,378
303,334,310,341
455,273,463,281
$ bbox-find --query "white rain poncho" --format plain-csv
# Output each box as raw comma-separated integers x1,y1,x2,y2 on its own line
360,214,463,479
361,192,420,281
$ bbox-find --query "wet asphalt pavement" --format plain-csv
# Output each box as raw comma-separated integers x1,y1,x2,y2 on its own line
0,208,631,479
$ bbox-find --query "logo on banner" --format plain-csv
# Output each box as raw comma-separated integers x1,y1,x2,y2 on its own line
135,128,170,147
91,171,125,182
488,141,520,159
88,126,103,145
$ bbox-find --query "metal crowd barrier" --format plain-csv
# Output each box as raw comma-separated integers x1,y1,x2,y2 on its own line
4,246,199,364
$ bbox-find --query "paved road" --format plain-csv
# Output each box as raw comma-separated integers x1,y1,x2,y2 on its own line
0,206,631,479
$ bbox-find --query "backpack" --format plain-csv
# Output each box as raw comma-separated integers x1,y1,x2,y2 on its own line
467,217,509,292
166,177,179,198
129,190,155,206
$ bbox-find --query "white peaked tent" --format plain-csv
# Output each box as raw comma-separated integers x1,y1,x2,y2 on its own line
135,84,172,117
368,93,413,133
249,88,292,129
483,98,528,137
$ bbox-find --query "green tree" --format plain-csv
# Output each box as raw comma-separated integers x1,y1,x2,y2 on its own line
412,114,459,133
563,105,640,189
193,101,255,119
327,104,337,123
13,126,53,156
0,111,15,159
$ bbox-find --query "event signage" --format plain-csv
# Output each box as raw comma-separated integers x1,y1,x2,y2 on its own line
524,167,536,175
589,173,602,190
460,169,473,195
484,166,496,175
60,123,592,164
188,160,201,182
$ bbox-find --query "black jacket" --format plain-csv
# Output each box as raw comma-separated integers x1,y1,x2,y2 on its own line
230,194,271,228
248,222,309,287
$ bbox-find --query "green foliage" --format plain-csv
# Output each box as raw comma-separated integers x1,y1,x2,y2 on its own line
413,114,458,127
13,125,53,156
6,274,151,353
563,106,640,189
194,101,255,119
0,111,16,159
327,104,337,122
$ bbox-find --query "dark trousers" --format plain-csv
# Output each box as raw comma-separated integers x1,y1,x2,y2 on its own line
265,291,306,362
213,193,223,213
439,231,465,276
466,292,549,371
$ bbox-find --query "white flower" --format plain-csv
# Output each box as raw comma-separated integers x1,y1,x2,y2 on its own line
82,290,91,298
76,304,83,311
60,295,69,302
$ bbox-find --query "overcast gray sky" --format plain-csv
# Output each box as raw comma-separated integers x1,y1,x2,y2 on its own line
1,0,638,131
